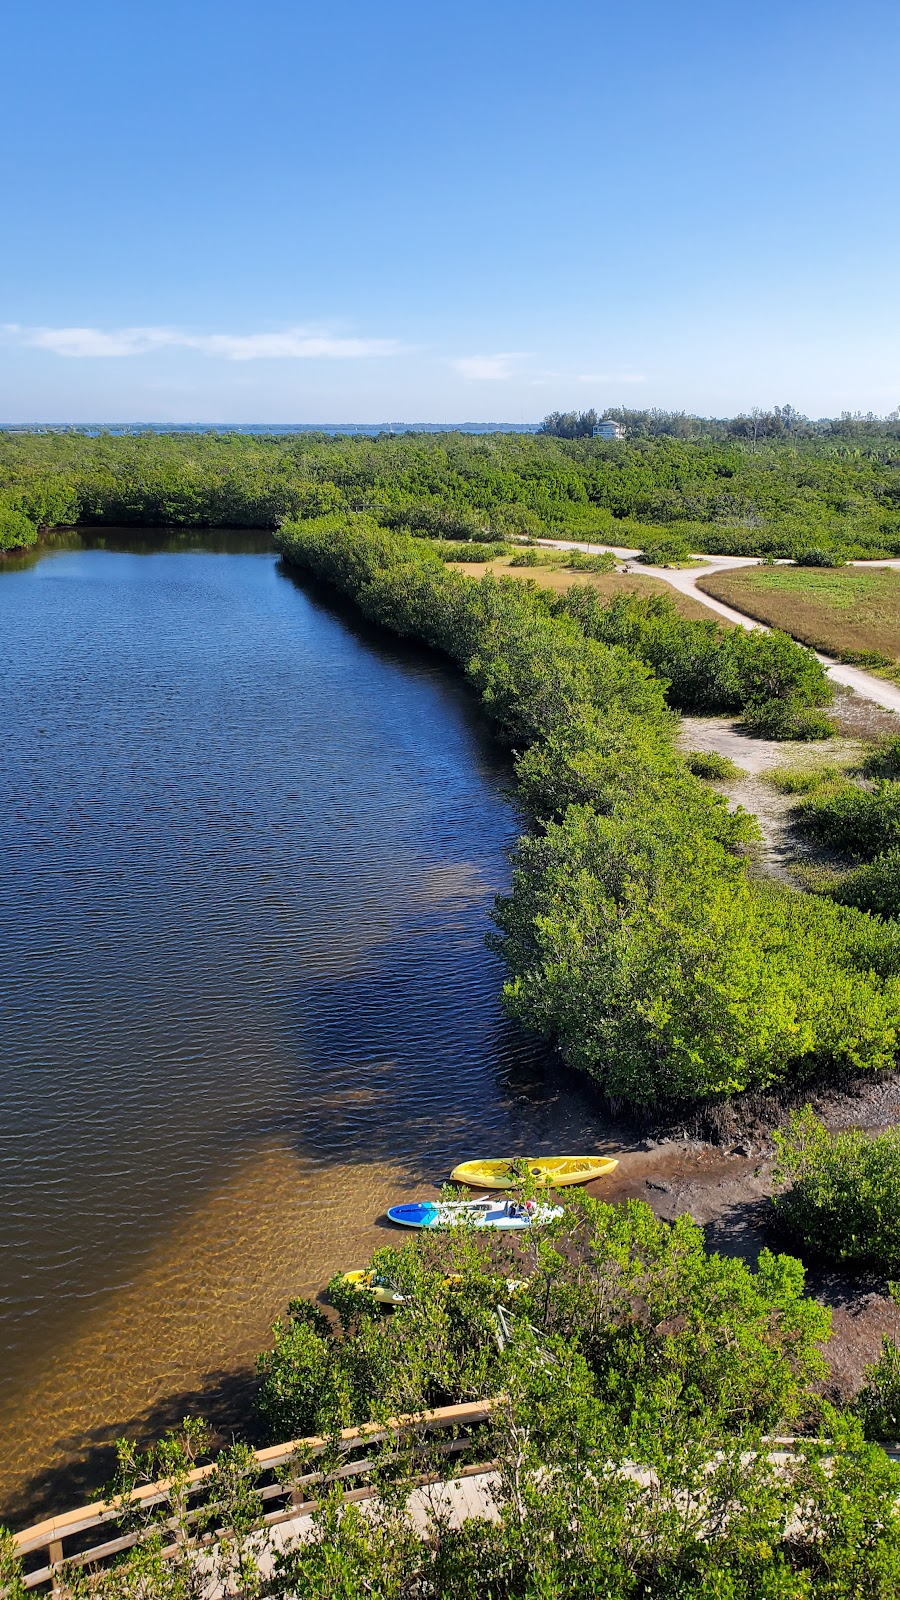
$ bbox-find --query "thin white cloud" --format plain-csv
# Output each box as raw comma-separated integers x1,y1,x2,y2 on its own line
451,352,531,382
1,323,402,361
184,330,401,361
2,325,178,358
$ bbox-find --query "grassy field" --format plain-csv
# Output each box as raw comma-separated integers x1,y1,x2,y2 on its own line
697,564,900,672
448,557,723,623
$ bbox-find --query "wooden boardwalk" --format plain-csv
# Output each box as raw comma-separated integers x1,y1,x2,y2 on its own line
10,1401,502,1594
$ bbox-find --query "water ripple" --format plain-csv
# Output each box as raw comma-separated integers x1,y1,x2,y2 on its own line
0,536,617,1515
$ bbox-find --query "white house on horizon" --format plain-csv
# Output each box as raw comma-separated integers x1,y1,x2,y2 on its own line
592,421,625,440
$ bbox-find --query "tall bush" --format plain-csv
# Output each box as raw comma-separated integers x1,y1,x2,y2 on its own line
828,849,900,918
555,587,832,720
0,502,37,550
798,779,900,856
772,1108,900,1271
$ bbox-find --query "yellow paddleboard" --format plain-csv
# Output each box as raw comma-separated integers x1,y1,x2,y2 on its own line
450,1156,618,1190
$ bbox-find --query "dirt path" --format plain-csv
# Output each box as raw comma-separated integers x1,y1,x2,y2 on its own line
676,717,867,882
533,539,900,717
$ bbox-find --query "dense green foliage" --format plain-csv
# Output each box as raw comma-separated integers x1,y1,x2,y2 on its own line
827,849,900,919
685,749,742,780
276,515,900,1106
795,546,846,567
545,403,900,445
0,503,38,551
864,736,900,779
741,697,837,741
5,1205,900,1595
252,1203,885,1598
855,1332,900,1441
8,1205,898,1597
493,811,898,1100
255,1424,900,1599
788,762,900,916
538,407,604,437
553,588,832,717
258,1198,831,1443
429,537,511,561
798,779,900,856
565,548,618,572
773,1108,900,1272
635,531,694,564
3,426,900,560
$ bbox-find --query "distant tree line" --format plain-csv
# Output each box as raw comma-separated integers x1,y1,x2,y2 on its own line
539,404,900,441
3,425,900,560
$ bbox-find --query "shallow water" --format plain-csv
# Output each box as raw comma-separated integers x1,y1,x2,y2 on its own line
0,530,617,1519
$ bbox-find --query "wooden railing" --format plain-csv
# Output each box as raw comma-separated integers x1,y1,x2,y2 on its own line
11,1398,502,1594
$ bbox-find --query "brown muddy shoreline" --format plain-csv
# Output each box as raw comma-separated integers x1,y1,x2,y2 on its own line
6,1068,900,1532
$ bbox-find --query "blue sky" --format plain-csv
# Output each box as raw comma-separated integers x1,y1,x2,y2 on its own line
2,0,898,422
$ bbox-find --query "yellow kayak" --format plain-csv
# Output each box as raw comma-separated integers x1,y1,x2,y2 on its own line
340,1270,406,1305
450,1156,618,1190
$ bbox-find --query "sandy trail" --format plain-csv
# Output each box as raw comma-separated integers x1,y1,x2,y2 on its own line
676,717,867,883
533,539,900,717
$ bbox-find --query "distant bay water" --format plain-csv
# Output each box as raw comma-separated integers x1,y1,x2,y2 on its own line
0,422,542,436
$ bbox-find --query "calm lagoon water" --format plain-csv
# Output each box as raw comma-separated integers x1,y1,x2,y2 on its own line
0,530,614,1517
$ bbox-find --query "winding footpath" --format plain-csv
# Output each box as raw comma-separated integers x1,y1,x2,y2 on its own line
535,540,900,717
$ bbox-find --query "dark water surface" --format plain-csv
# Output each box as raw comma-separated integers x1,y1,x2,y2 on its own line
0,530,615,1517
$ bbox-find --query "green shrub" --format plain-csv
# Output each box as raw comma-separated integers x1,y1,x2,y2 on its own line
558,588,736,711
0,1529,26,1600
0,503,37,550
855,1336,900,1441
492,803,900,1103
828,849,900,918
255,1200,831,1444
764,763,842,794
798,778,900,855
508,547,563,567
557,589,832,718
840,648,895,668
795,547,846,567
12,1205,896,1600
4,426,900,557
773,1109,900,1272
514,708,752,852
636,534,693,565
256,1299,354,1439
864,736,900,779
382,502,486,540
741,696,836,740
488,500,543,538
728,627,832,711
565,549,617,572
684,749,741,780
429,538,510,562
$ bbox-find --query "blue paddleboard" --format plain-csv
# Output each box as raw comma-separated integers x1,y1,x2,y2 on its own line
387,1202,439,1229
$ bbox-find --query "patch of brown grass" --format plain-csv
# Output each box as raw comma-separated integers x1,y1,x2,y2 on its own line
448,558,722,623
697,565,900,667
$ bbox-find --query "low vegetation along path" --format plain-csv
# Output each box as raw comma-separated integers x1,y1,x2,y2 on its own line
536,539,900,717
